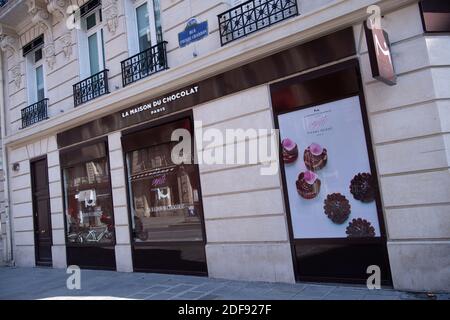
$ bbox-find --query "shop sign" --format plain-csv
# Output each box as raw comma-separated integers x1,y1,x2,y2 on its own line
178,18,209,48
364,21,396,86
120,86,199,119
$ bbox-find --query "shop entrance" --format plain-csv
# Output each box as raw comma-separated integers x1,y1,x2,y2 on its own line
31,157,53,266
271,60,392,284
122,114,208,276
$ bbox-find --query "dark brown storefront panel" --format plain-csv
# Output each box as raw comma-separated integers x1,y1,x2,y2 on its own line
57,27,356,148
271,60,392,285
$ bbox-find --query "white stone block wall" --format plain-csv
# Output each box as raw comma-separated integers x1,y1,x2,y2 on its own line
7,135,65,268
108,131,133,272
354,4,450,292
193,85,296,283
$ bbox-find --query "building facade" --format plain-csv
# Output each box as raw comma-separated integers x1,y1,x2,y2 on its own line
0,0,449,292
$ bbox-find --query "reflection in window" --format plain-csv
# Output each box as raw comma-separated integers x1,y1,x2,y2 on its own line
63,158,115,245
126,141,203,243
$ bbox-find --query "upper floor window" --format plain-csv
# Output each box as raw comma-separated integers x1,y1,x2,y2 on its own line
420,0,450,33
78,4,106,78
126,0,163,55
25,44,46,105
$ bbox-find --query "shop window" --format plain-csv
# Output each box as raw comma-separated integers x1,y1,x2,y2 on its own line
420,0,450,33
61,142,115,245
125,0,163,56
123,118,204,243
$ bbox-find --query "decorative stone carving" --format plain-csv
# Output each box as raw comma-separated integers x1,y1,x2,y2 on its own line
60,32,72,59
103,0,119,34
0,25,19,57
11,64,22,89
0,34,19,57
44,44,56,69
46,0,68,19
26,0,56,69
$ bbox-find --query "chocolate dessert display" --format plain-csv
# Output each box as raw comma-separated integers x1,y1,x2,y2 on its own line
296,171,321,200
346,218,376,238
281,138,298,163
350,173,375,203
304,143,328,171
323,193,351,224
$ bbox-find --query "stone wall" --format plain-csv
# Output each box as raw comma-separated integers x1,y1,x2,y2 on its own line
355,4,450,292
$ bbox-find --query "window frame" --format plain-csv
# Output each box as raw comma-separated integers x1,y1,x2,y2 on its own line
126,0,159,56
78,8,106,78
26,46,47,105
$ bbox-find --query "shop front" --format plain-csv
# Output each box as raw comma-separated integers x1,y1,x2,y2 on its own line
56,27,390,283
122,115,207,275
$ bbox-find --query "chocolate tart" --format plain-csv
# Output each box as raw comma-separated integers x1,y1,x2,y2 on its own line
350,173,375,203
323,193,351,224
346,218,376,238
304,143,328,171
281,138,298,164
296,171,321,200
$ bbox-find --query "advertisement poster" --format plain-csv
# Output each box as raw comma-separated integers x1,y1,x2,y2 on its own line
278,96,381,239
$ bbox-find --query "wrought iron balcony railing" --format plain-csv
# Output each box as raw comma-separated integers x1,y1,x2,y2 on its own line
121,41,168,87
218,0,299,46
73,69,109,107
21,98,49,129
0,0,8,8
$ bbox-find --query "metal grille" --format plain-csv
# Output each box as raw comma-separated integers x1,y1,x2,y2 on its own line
21,98,48,128
73,69,109,107
121,41,168,87
218,0,299,46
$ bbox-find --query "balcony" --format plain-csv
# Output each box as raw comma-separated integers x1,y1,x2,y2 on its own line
218,0,299,46
121,41,169,87
21,98,49,129
73,69,109,107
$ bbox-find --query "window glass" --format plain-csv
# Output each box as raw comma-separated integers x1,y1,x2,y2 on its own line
63,154,114,245
34,48,42,63
35,65,44,102
126,125,203,243
153,0,163,43
88,33,100,75
136,3,151,51
86,12,97,30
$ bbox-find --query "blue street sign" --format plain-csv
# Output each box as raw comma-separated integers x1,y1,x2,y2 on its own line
178,18,209,48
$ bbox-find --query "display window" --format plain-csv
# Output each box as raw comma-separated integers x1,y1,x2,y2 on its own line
123,118,204,244
61,142,115,245
278,96,381,239
271,60,391,284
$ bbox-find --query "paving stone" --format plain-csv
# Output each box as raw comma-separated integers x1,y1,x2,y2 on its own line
0,266,441,300
147,293,175,300
165,284,196,293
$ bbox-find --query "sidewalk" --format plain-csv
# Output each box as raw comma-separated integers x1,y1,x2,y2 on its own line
0,267,448,300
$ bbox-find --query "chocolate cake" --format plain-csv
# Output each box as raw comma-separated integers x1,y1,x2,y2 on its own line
350,173,375,203
346,218,376,238
296,171,321,200
281,138,298,164
323,193,351,224
304,143,328,171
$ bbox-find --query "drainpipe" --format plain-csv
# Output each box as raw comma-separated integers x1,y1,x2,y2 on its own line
0,49,14,266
